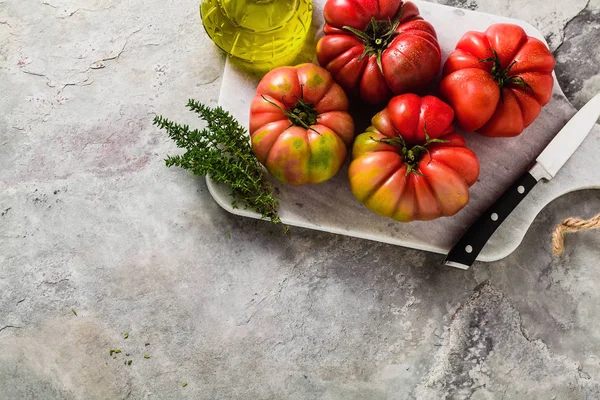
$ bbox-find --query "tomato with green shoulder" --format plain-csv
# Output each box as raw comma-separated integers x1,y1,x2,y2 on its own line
249,63,355,186
349,94,480,222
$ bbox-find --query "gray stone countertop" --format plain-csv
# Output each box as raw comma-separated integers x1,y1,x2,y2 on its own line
1,0,599,399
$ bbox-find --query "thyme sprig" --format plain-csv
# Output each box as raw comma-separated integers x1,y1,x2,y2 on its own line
153,100,284,229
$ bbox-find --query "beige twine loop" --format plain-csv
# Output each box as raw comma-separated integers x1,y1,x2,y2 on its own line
552,213,600,255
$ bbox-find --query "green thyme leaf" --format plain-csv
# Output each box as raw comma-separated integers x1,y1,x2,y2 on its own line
109,349,122,356
154,101,284,229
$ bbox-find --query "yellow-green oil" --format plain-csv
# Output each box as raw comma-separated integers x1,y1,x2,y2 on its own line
200,0,313,71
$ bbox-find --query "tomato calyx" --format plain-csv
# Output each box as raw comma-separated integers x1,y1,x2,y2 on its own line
261,93,320,134
479,48,534,102
373,124,448,176
343,9,403,73
289,98,318,127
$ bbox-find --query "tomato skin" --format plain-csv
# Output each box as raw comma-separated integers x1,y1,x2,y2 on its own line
439,69,500,133
440,23,555,137
249,63,355,186
349,94,480,222
316,1,441,105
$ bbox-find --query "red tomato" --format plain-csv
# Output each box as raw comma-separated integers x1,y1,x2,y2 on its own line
440,23,555,137
316,0,442,105
349,94,480,221
249,63,355,186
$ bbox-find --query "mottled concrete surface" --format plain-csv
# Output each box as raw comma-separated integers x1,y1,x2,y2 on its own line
1,0,599,399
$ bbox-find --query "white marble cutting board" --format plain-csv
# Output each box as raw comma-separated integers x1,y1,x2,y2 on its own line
207,0,599,262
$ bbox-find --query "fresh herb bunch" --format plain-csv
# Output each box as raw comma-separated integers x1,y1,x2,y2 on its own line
153,100,284,228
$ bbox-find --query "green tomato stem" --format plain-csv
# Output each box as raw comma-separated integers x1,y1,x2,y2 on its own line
342,7,404,74
479,48,534,102
375,123,448,177
260,93,320,135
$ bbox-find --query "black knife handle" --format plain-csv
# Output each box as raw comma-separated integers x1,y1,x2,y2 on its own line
444,172,538,269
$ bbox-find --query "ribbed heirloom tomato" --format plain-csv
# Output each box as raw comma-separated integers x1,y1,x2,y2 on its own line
316,0,442,105
249,63,355,186
440,23,555,137
349,94,480,222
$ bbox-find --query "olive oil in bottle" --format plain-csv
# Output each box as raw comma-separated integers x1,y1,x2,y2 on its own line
200,0,313,70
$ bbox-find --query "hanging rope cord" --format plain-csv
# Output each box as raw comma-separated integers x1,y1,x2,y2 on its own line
552,213,600,255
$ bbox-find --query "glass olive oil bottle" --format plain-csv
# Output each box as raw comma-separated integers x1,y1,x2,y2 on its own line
200,0,313,70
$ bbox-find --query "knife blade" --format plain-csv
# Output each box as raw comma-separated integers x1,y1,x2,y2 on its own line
444,92,600,270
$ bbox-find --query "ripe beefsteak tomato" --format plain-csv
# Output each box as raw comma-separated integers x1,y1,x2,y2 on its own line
316,0,442,105
249,63,355,186
349,94,480,222
440,23,555,137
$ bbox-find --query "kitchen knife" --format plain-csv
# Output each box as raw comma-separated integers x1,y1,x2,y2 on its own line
444,92,600,270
